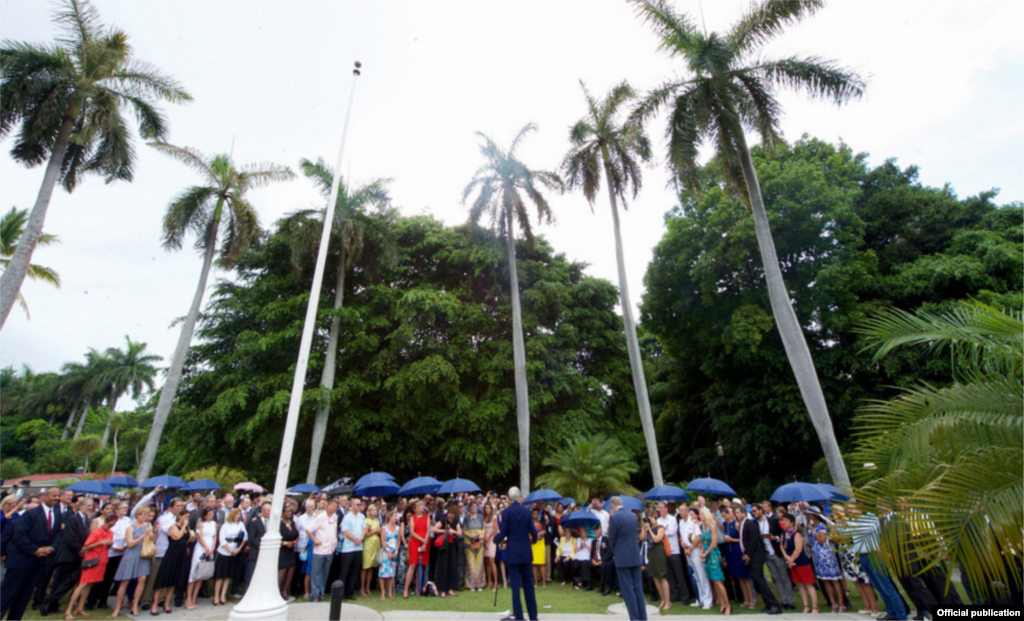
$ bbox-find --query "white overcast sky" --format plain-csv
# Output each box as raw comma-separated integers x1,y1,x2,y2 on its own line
2,0,1022,411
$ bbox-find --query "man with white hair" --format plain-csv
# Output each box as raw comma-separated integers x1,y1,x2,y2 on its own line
494,487,538,621
608,496,647,620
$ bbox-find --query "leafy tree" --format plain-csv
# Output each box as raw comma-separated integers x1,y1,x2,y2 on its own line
630,0,864,486
28,439,78,474
136,144,293,483
534,433,640,503
183,466,251,492
463,124,562,493
0,0,190,327
850,302,1022,598
561,80,664,486
0,457,30,479
0,207,60,319
69,434,101,472
279,158,395,484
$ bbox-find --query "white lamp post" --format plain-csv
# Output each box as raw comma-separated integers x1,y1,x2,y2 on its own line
229,60,362,621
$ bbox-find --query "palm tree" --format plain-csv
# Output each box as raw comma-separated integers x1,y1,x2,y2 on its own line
106,413,125,478
535,434,640,503
59,360,92,440
69,434,102,472
94,336,159,448
0,207,60,320
135,144,293,483
561,81,665,486
463,124,562,494
629,0,864,486
0,0,191,328
849,302,1022,598
63,349,109,440
280,158,395,485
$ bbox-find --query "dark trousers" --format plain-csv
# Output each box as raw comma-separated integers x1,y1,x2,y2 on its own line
32,555,57,608
244,552,259,590
86,555,122,608
327,551,342,590
339,552,361,599
749,556,779,610
508,562,537,621
616,565,647,621
572,560,591,588
43,562,80,612
1,564,41,620
555,558,572,584
667,553,691,603
603,561,617,591
435,546,459,593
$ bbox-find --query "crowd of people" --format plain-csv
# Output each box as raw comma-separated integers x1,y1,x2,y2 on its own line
0,484,978,621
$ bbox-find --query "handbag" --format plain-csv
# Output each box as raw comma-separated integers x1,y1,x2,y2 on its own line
81,557,100,570
194,555,215,581
140,534,157,559
373,549,384,567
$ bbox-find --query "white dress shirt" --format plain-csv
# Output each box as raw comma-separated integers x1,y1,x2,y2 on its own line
657,516,681,555
757,516,775,556
109,516,132,557
155,511,176,557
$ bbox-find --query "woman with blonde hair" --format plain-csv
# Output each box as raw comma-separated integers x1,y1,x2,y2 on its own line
1,494,24,585
214,508,247,606
379,510,400,599
111,505,155,618
361,504,382,597
699,507,730,614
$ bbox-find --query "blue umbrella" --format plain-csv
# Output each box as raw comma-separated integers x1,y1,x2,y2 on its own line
523,489,562,505
139,475,188,489
558,497,577,508
182,479,222,492
67,480,117,495
685,478,737,497
816,483,850,502
398,476,442,497
288,483,322,494
771,482,830,504
437,478,481,495
103,476,139,488
602,496,645,512
355,472,395,487
353,481,401,498
645,485,690,502
560,510,600,530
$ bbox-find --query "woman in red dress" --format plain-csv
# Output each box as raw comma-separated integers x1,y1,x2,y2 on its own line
64,513,117,620
402,499,432,598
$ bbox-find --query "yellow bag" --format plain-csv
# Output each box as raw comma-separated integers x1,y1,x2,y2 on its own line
140,532,157,559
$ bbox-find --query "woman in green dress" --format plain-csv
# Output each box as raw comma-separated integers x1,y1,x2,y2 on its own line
699,507,730,615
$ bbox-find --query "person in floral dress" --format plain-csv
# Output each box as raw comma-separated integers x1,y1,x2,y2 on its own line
807,509,845,612
379,510,400,600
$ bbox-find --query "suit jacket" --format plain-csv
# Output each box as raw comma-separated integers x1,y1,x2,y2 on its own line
55,511,90,564
493,502,537,565
767,516,785,556
6,505,61,570
598,534,614,563
740,517,766,563
607,508,641,568
247,516,268,559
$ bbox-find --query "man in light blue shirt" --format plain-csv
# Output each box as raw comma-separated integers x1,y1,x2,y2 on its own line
338,499,366,601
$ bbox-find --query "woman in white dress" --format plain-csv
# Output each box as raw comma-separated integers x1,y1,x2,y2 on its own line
213,508,247,606
186,507,218,610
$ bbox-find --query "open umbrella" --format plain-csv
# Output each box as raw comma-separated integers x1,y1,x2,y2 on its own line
816,483,850,502
398,476,442,497
685,477,737,497
288,483,322,494
233,482,265,494
140,475,187,489
182,479,222,492
323,482,354,497
603,496,645,512
771,482,829,504
355,472,395,487
560,510,600,530
103,476,139,488
437,478,480,495
67,480,117,495
353,480,401,498
558,497,577,508
645,485,690,502
523,489,562,505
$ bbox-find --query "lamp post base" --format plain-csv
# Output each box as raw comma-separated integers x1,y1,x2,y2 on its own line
228,533,288,621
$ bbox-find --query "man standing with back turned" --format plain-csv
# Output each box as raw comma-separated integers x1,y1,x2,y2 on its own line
493,487,538,621
607,496,646,621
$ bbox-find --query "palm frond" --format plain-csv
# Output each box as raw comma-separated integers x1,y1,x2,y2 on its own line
53,0,103,56
219,196,259,266
629,78,687,127
755,55,865,106
101,59,192,104
629,0,699,57
727,0,825,53
25,263,61,287
149,142,212,179
162,185,215,250
508,123,537,157
299,157,335,197
238,163,295,190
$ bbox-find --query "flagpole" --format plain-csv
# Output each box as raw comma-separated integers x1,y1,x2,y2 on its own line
229,60,362,621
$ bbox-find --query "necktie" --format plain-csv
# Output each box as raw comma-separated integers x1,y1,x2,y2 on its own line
82,514,87,529
46,508,52,533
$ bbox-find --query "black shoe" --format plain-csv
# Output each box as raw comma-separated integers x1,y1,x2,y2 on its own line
584,585,593,592
766,606,783,615
600,588,610,597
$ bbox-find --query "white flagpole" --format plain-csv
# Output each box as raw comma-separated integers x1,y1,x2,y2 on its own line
229,60,362,621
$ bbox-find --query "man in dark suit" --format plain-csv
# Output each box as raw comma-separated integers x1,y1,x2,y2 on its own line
2,488,61,621
607,496,646,621
32,488,75,610
493,487,538,621
245,502,272,588
596,528,616,596
42,496,94,615
739,504,782,614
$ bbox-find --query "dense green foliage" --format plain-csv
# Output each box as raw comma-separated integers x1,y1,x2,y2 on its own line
642,137,1023,499
535,433,640,503
161,214,646,488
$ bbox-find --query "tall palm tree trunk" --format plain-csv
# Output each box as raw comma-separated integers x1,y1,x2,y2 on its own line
0,115,76,329
307,247,347,484
100,395,118,448
62,398,81,440
505,205,531,494
735,134,850,487
73,398,91,440
111,427,119,479
601,148,664,487
137,204,222,482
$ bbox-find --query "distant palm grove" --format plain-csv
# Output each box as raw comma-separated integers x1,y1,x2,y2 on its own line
2,0,1021,524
